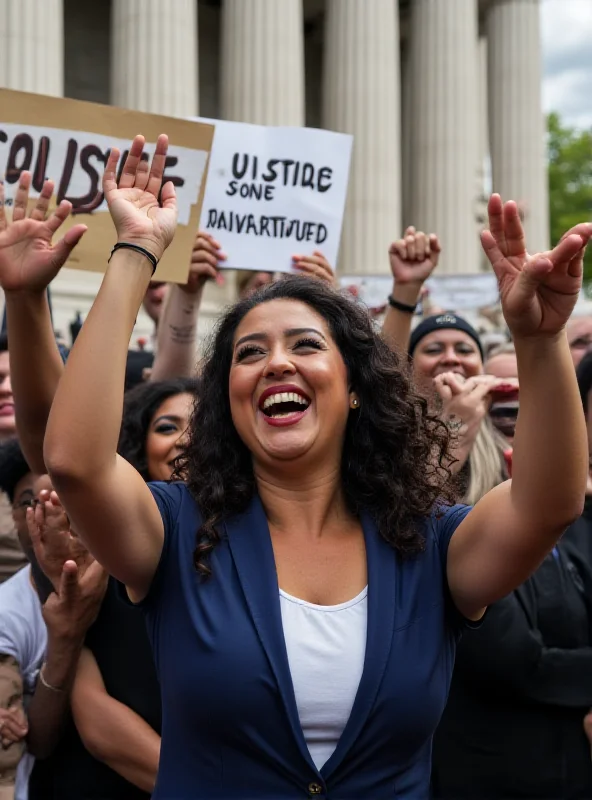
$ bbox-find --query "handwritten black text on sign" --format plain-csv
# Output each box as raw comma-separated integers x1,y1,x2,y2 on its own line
206,153,332,244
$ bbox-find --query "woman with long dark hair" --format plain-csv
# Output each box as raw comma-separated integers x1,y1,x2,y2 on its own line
40,135,589,798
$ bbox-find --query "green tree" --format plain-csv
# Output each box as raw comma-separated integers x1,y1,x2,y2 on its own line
548,112,592,284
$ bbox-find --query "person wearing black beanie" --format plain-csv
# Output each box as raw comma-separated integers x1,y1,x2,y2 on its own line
409,313,484,361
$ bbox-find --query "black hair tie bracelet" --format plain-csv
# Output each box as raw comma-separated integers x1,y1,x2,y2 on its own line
388,295,417,315
109,242,159,275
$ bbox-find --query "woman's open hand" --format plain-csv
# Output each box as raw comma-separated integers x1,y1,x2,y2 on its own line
292,251,337,286
103,134,178,261
0,174,87,293
481,194,592,339
182,231,226,294
27,489,93,592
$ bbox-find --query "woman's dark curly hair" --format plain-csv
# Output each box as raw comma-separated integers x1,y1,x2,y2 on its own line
118,377,200,481
183,276,454,578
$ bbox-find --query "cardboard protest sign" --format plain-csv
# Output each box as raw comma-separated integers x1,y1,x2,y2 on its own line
340,273,500,313
0,89,214,283
193,117,352,273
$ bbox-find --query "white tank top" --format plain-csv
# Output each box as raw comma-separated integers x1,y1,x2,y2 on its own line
279,586,368,770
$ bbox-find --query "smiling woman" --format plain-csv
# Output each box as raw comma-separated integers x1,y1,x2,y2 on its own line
41,135,590,799
185,278,452,580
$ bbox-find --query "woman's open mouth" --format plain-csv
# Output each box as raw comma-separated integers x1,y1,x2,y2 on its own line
258,388,311,426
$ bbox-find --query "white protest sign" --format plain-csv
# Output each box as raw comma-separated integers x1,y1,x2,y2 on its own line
427,274,499,310
192,117,353,273
340,273,500,312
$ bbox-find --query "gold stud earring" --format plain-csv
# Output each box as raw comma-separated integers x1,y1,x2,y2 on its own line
351,397,360,409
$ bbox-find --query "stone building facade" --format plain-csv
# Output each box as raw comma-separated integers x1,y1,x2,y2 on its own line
0,0,547,342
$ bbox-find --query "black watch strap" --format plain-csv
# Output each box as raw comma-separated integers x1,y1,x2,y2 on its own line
388,295,417,314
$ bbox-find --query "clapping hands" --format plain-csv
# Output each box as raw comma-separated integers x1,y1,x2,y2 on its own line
434,373,499,441
27,490,107,642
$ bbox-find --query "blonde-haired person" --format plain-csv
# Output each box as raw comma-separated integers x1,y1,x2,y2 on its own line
383,232,509,503
485,341,517,379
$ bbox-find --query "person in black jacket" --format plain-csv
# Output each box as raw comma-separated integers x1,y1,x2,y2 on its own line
432,351,592,799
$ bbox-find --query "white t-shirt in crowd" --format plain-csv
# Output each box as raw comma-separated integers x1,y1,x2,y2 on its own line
279,586,368,771
0,566,47,800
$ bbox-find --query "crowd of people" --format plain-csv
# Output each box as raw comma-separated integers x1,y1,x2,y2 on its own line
0,132,591,799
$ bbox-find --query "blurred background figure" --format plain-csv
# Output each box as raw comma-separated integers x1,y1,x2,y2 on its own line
568,316,592,367
484,343,519,443
431,346,592,800
0,334,29,584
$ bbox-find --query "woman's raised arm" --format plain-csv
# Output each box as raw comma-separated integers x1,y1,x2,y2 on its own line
44,135,177,600
447,196,591,620
0,175,87,473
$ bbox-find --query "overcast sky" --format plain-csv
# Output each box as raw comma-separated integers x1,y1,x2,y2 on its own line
541,0,592,129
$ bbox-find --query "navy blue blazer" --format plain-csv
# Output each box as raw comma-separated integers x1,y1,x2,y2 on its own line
140,482,471,799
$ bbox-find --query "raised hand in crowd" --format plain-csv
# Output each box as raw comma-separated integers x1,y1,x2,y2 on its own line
292,251,337,286
29,489,99,591
24,490,107,759
481,196,591,339
0,173,87,293
0,175,88,473
44,134,181,597
441,196,591,611
151,231,226,381
37,556,106,659
383,226,441,352
389,226,441,288
185,231,227,293
104,134,177,260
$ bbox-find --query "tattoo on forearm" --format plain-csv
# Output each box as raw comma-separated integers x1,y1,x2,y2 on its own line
168,324,196,346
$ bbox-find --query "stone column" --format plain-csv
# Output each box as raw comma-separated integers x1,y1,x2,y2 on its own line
220,0,305,125
477,36,490,203
401,41,413,231
0,0,63,95
487,0,549,252
475,35,490,270
408,0,480,274
323,0,401,276
111,0,198,117
0,0,64,346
